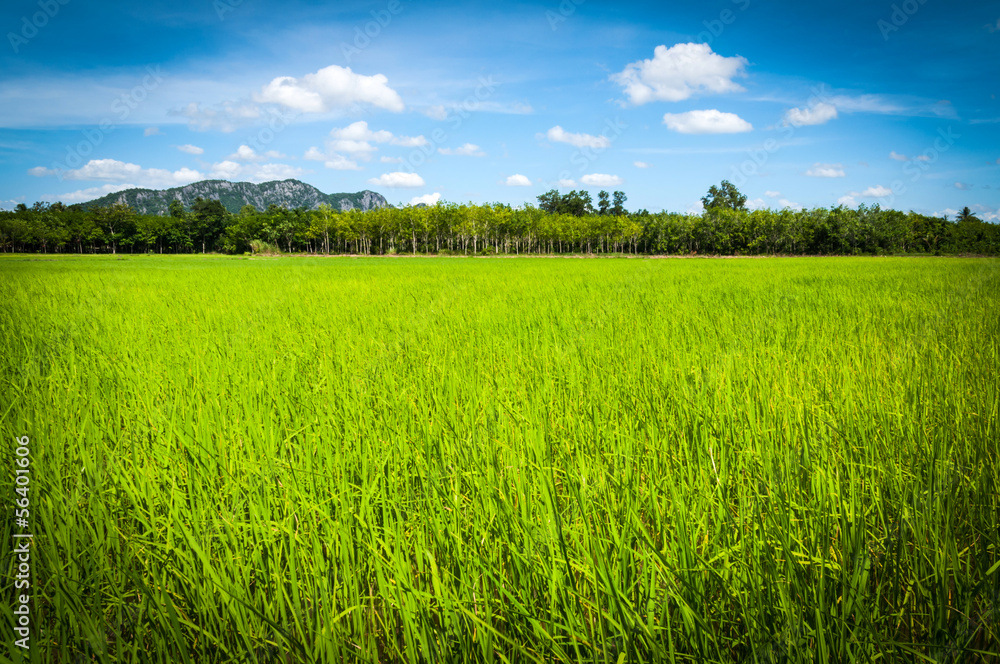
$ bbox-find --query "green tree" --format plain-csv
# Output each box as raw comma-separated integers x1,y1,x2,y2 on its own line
957,206,979,222
701,180,747,212
597,190,610,215
611,191,627,216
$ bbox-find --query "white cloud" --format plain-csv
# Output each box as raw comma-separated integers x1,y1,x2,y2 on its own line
839,185,893,206
324,121,425,157
778,199,803,211
176,144,205,155
304,147,326,161
805,163,846,178
915,155,931,162
424,105,449,120
557,179,577,187
170,101,264,133
954,182,971,190
144,127,161,137
323,155,362,171
633,161,651,168
783,102,838,127
505,174,532,187
255,65,404,114
765,190,780,198
44,159,204,188
972,204,999,222
662,109,752,134
368,172,425,188
207,161,305,182
861,185,893,197
392,135,429,147
438,143,485,156
746,198,767,210
227,145,263,161
934,208,961,218
581,173,623,187
611,43,748,105
545,126,611,149
889,151,909,161
380,156,404,163
410,193,441,206
42,183,137,204
28,166,58,177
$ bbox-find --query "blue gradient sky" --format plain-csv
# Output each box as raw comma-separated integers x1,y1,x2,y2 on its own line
1,0,998,218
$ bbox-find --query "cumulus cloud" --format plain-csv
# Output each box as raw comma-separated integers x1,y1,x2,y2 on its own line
176,144,205,155
783,102,838,127
581,173,623,187
438,143,485,156
838,185,894,206
889,151,909,161
611,43,748,105
208,161,305,182
368,172,425,188
36,159,204,188
322,155,362,171
778,199,803,211
662,109,752,134
862,185,893,197
765,190,781,198
633,161,651,169
805,163,846,178
557,179,577,187
322,121,426,158
42,183,137,204
505,174,532,187
544,126,611,149
410,193,441,206
255,65,404,114
227,145,264,161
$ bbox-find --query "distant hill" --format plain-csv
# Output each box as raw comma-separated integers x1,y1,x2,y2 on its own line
79,179,390,215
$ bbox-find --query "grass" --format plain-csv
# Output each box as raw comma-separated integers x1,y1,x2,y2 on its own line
1,255,998,663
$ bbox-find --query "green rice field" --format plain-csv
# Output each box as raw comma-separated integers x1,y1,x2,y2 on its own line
2,255,998,663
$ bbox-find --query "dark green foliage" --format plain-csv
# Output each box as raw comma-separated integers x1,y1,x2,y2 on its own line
1,199,998,256
702,179,748,212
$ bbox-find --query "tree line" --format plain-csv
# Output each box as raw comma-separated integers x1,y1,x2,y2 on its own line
1,184,997,256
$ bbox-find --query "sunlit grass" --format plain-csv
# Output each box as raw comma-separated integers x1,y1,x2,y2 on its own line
1,255,998,662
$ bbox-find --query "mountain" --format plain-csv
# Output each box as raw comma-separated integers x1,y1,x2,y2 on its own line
79,179,390,215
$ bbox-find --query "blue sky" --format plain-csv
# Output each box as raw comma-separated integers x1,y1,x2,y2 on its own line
1,0,998,218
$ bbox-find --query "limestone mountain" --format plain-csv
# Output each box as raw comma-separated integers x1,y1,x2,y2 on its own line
80,179,390,215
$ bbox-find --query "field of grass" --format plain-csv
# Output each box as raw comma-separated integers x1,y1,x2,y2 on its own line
1,254,998,663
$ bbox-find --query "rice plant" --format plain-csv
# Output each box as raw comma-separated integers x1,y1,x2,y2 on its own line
1,254,997,663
